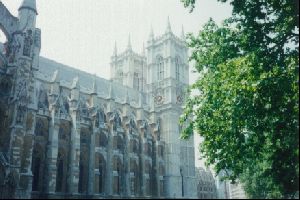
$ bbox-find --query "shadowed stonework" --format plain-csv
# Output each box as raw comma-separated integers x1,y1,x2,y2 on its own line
0,0,197,199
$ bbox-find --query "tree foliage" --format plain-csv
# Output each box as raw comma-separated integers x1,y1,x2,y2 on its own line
180,0,299,198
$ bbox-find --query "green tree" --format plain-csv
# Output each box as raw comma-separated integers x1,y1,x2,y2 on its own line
180,0,299,198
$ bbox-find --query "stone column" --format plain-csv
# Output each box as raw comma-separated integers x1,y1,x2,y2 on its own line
124,133,130,197
68,111,81,194
140,139,145,197
88,127,95,195
152,140,158,198
9,127,23,198
106,125,113,196
8,56,36,199
46,111,60,194
19,109,37,199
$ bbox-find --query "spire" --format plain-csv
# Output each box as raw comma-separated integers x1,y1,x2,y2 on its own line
71,76,79,89
19,0,37,14
166,16,172,33
108,82,114,100
127,34,132,50
113,41,118,56
181,25,185,40
148,25,154,41
124,90,130,105
142,42,145,56
138,92,143,108
91,75,97,95
51,69,60,83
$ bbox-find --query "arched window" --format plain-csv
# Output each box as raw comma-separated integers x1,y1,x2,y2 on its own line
133,73,139,90
113,156,122,195
145,161,151,174
35,119,44,136
159,164,165,197
38,89,49,109
56,152,64,193
130,160,138,195
144,143,152,157
79,163,84,193
157,57,164,81
99,133,107,147
99,160,105,193
130,140,138,154
95,154,106,194
32,157,40,191
113,136,123,151
79,147,89,194
175,57,180,81
31,145,43,192
158,145,164,158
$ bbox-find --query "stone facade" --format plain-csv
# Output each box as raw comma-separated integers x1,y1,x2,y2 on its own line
229,182,247,199
215,170,231,199
0,0,197,199
196,168,217,199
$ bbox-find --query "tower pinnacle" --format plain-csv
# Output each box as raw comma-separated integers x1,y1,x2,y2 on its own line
113,41,118,56
19,0,37,14
181,25,185,40
91,75,98,94
127,34,132,50
166,16,172,33
142,42,145,56
149,25,154,41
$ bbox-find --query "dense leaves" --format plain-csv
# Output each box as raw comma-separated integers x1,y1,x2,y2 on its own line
180,0,299,198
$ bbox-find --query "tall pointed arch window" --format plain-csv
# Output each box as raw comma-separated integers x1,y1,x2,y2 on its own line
175,57,181,81
157,56,164,81
134,72,139,90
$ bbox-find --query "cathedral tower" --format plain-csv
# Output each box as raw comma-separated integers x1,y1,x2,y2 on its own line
110,36,147,92
145,17,196,198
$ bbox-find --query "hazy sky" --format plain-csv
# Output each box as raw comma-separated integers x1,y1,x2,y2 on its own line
1,0,232,80
1,0,232,168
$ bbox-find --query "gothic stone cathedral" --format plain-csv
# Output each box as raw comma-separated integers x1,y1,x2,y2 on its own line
0,0,197,199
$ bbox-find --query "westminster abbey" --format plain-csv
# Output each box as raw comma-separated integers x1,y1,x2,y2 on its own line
0,0,197,198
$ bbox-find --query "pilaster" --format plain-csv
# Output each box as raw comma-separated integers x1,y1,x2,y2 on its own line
68,111,81,194
87,125,96,195
46,110,59,193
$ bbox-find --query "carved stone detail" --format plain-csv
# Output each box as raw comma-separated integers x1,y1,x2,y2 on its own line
22,29,34,57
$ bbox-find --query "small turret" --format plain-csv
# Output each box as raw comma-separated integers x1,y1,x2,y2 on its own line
181,25,185,40
124,90,130,105
113,41,118,57
49,69,60,96
70,76,80,103
89,75,98,108
48,69,60,109
71,76,80,90
108,82,114,100
18,0,37,30
148,25,154,41
166,16,172,34
142,42,145,56
127,34,132,51
19,0,37,14
91,75,98,95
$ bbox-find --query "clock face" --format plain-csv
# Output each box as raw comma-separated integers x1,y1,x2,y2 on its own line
177,95,183,104
155,95,164,105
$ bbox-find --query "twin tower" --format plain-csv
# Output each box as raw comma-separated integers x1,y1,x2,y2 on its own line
111,18,189,96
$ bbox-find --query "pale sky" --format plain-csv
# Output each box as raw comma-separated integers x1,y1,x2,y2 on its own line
1,0,232,168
